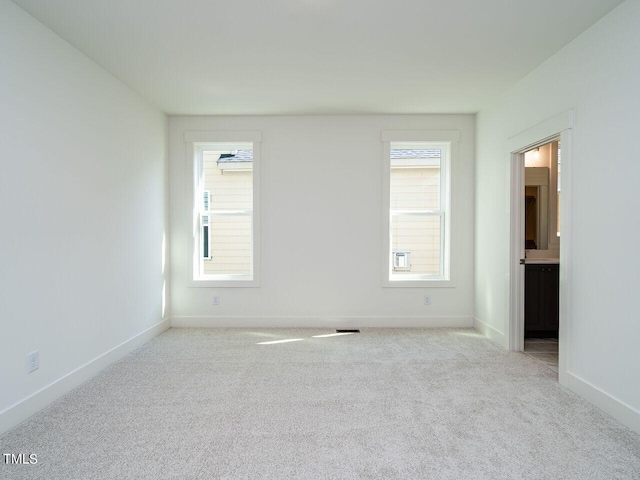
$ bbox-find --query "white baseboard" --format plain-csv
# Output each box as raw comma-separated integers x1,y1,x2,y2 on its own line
0,318,170,436
473,317,507,348
171,316,473,328
566,372,640,436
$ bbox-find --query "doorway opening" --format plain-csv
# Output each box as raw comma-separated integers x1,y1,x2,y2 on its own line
521,140,561,374
507,110,573,386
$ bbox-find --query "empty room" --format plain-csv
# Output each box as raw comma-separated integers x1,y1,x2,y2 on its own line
1,0,639,478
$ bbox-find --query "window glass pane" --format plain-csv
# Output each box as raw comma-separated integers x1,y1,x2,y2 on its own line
389,144,443,278
206,215,252,275
201,147,253,276
390,148,441,211
391,214,441,276
203,150,253,210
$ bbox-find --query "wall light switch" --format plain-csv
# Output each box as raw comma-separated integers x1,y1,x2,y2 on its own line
423,295,431,305
212,295,220,305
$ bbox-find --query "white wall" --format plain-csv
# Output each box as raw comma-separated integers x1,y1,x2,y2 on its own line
475,0,640,432
0,0,169,433
170,115,475,327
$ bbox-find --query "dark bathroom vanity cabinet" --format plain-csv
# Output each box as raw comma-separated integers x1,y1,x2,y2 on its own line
525,263,559,338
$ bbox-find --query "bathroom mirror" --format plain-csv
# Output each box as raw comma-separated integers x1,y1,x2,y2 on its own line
525,167,549,250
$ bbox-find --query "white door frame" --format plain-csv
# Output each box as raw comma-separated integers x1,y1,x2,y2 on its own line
507,110,573,386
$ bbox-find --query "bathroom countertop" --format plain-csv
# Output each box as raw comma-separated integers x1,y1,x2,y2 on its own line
525,258,559,264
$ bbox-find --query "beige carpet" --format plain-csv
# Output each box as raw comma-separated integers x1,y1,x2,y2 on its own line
1,328,639,479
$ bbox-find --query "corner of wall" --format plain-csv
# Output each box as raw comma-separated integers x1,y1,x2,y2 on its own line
473,317,507,349
0,319,170,436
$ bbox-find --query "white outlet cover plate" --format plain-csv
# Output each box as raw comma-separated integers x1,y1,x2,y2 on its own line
27,351,39,373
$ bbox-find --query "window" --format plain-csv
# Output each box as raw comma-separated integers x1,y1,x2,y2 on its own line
382,131,458,286
186,131,261,287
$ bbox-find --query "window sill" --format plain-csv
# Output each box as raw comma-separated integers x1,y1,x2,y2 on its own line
189,277,260,288
383,279,456,288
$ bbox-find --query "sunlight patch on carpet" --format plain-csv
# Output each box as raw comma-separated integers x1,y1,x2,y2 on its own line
256,338,304,345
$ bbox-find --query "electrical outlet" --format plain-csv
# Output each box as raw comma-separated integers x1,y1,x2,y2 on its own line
212,295,220,305
423,295,431,305
27,351,39,373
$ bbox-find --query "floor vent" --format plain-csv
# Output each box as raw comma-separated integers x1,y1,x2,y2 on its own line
336,329,360,333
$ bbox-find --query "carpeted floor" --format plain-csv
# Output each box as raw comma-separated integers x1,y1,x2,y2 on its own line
1,328,639,479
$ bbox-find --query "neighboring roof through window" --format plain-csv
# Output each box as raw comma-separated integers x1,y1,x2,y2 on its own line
391,149,441,168
217,150,253,164
390,149,440,159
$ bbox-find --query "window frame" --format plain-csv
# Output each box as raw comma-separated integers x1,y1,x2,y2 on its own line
185,131,262,288
381,130,459,288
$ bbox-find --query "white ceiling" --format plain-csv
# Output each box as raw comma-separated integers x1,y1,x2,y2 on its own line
12,0,623,115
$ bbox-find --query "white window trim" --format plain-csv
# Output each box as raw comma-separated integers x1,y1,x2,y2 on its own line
381,130,459,288
185,131,262,288
203,190,211,211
